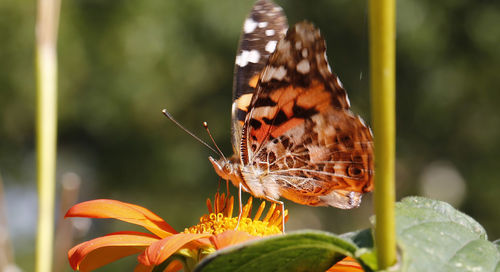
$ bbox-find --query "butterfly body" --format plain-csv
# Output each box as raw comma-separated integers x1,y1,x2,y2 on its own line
211,0,373,210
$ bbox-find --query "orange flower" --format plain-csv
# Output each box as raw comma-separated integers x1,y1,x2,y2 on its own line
66,192,287,271
327,256,364,272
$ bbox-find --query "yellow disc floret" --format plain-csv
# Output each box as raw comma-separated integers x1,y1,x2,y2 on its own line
183,192,287,236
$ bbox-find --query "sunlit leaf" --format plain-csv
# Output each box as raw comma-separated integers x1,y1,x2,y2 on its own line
194,231,359,272
394,197,500,271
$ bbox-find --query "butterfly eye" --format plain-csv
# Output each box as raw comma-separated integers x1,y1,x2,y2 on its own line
347,165,363,178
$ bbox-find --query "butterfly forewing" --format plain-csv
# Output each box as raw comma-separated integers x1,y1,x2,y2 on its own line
210,0,373,210
231,0,288,155
241,22,374,208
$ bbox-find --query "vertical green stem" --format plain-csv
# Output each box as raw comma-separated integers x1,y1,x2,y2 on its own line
369,0,397,269
35,0,61,271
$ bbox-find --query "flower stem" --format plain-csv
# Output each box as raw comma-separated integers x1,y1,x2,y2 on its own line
369,0,397,269
35,0,61,271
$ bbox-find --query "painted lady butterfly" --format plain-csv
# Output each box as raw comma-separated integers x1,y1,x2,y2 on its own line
210,0,374,218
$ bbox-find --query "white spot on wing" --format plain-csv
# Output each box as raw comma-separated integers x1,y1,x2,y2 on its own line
262,66,287,82
345,95,351,107
235,50,261,67
235,55,245,67
247,50,260,63
244,18,258,33
265,40,278,53
276,40,290,53
258,22,268,28
301,48,308,58
296,59,310,74
265,29,275,36
273,66,287,80
295,41,302,50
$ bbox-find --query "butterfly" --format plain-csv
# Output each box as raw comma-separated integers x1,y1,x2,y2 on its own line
209,0,374,228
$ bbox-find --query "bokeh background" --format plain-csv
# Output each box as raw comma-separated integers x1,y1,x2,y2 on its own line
1,0,500,270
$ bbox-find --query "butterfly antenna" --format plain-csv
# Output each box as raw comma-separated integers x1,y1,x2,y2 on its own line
162,109,219,155
203,122,227,161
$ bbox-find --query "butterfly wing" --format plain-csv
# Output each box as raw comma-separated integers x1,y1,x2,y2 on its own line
241,22,374,208
231,0,288,156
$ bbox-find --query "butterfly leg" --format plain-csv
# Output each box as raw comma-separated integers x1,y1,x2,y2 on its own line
263,196,286,233
235,183,243,230
279,200,285,233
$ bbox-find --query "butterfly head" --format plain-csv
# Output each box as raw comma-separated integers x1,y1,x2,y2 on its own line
209,156,242,187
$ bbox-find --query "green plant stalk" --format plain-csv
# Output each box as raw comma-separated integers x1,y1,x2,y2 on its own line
369,0,397,269
35,0,61,271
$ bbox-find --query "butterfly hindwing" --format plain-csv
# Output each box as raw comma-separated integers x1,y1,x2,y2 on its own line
231,0,288,155
241,22,374,208
209,0,374,209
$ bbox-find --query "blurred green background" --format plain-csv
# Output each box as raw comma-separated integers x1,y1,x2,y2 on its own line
1,0,500,271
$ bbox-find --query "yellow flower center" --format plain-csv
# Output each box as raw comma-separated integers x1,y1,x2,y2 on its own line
182,192,287,236
184,212,282,236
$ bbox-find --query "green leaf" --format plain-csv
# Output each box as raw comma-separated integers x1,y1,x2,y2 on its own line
395,196,500,272
194,197,499,272
493,239,500,252
194,230,360,272
341,228,377,270
341,228,374,249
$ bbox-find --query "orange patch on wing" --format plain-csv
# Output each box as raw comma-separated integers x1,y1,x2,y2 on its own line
248,75,259,88
270,118,305,138
249,81,334,146
236,93,253,111
269,86,305,118
250,124,271,144
268,81,332,116
280,99,295,117
296,81,332,113
270,86,302,107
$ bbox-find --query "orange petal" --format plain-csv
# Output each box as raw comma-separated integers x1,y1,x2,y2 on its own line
327,256,364,272
241,197,253,218
164,259,184,272
138,233,211,266
226,196,234,218
210,230,258,250
65,199,176,237
134,262,153,272
69,231,159,271
185,237,212,249
134,259,183,272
